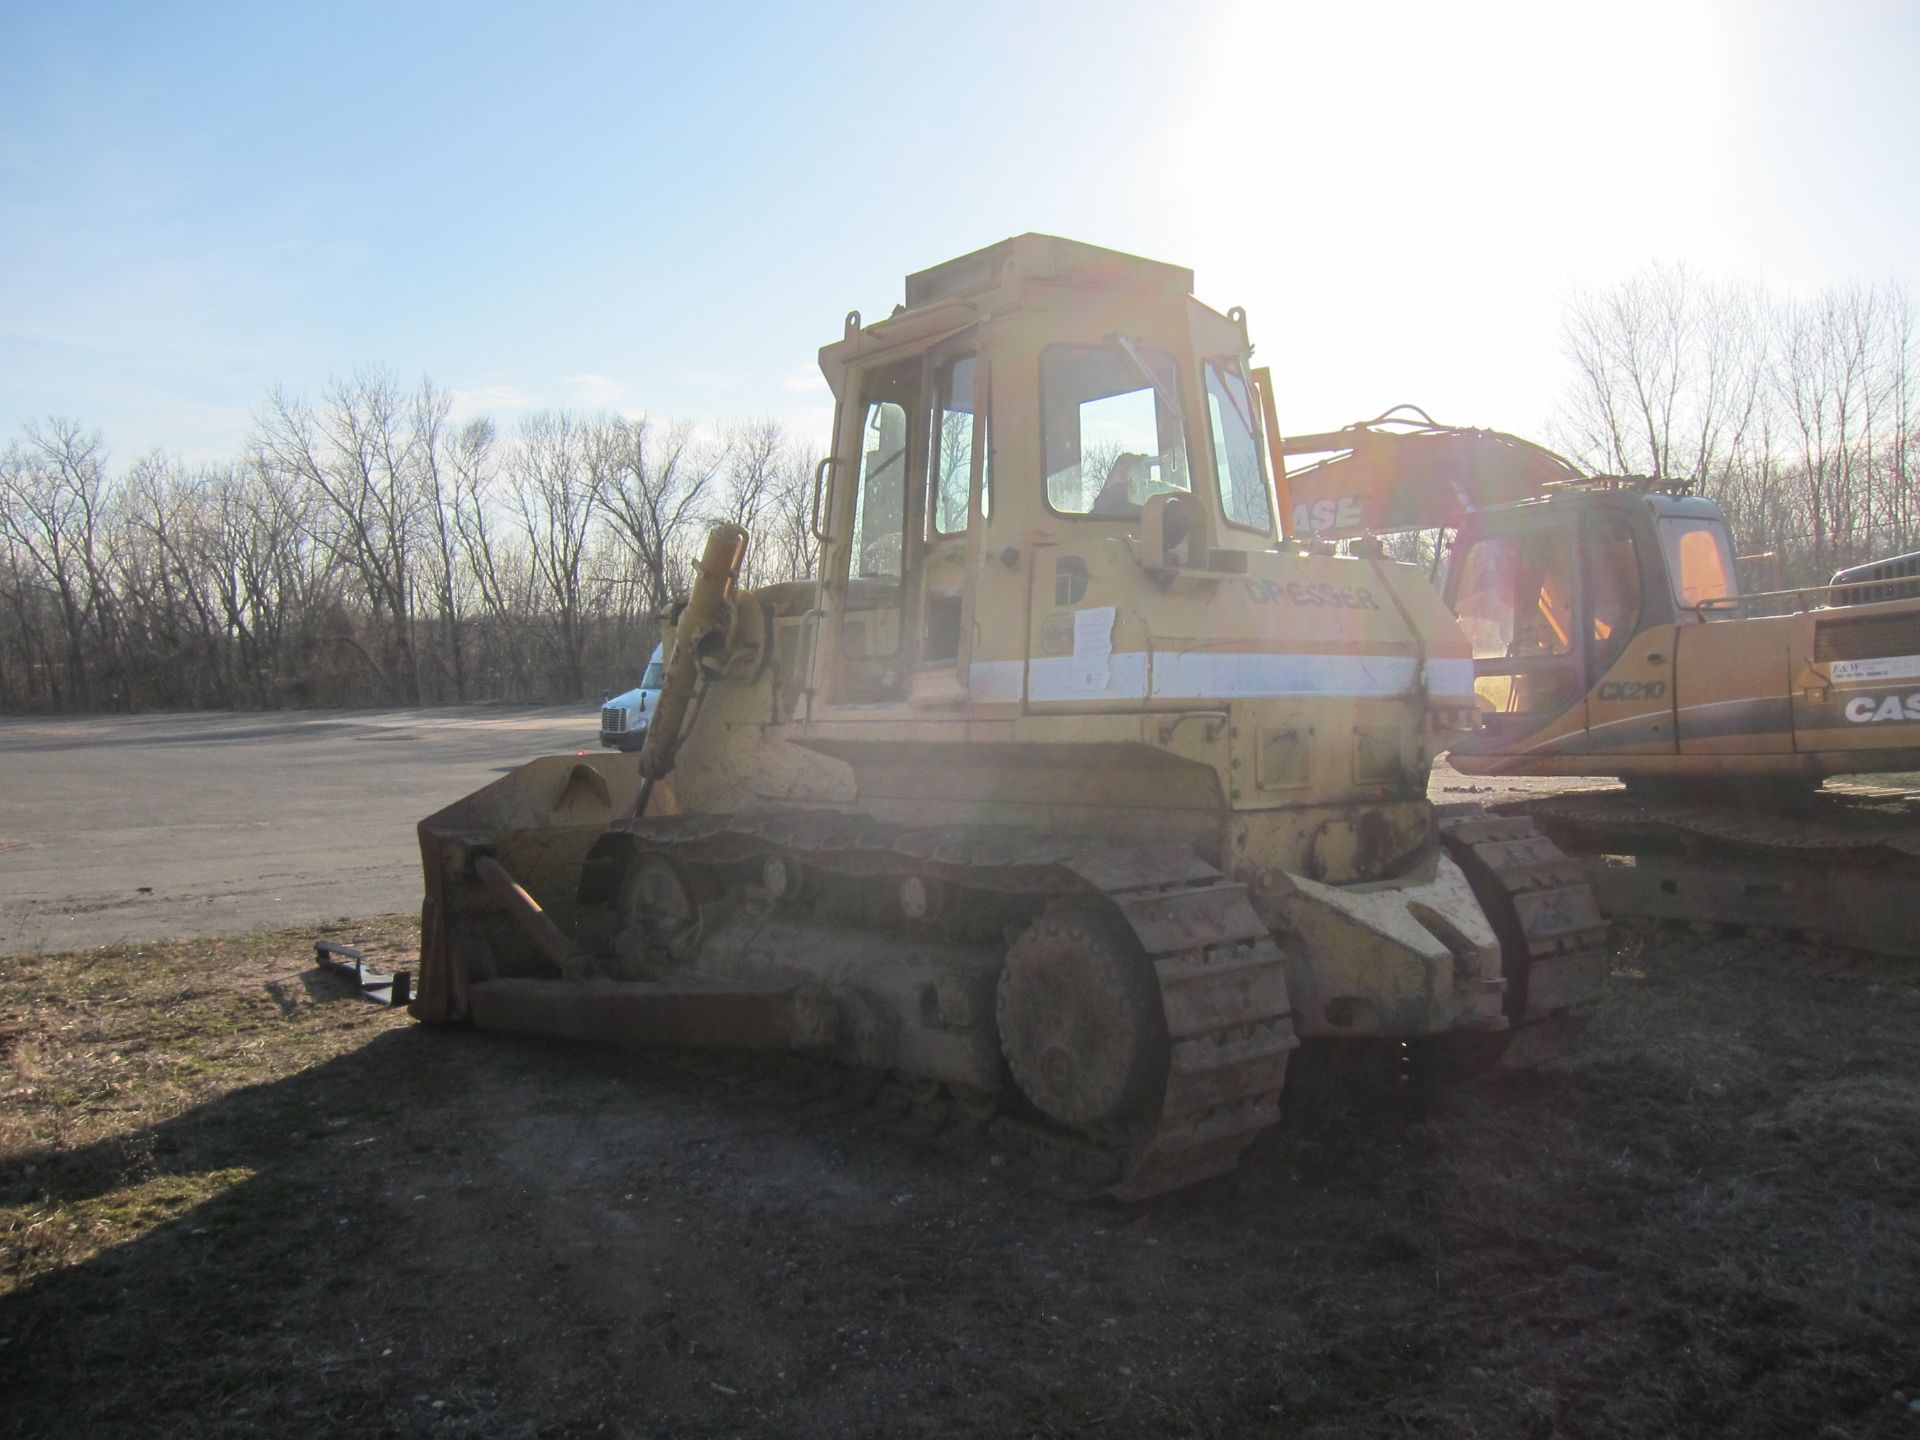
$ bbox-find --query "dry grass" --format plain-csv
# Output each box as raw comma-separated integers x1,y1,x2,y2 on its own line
3,918,1919,1438
0,920,419,1435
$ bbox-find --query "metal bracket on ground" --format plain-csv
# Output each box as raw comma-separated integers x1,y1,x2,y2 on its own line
313,939,412,1006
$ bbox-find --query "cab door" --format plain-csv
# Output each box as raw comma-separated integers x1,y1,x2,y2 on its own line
817,343,987,710
908,348,986,707
1581,510,1676,756
1445,517,1588,759
817,357,917,706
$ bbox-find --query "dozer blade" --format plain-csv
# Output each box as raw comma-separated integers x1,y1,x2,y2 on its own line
413,753,646,1025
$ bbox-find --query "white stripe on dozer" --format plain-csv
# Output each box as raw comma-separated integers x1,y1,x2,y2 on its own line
966,654,1472,703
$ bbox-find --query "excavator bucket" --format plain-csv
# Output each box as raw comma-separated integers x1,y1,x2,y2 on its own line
412,753,645,1025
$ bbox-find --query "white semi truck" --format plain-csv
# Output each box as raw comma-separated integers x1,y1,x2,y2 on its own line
597,644,664,752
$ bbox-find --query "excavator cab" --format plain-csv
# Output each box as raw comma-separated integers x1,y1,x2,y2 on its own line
1282,411,1920,783
1440,485,1741,765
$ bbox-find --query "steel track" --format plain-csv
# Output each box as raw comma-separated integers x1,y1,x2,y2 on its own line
1436,812,1612,1058
601,811,1299,1199
1501,787,1920,958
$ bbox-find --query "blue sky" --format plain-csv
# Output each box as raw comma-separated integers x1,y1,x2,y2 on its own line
4,0,1918,464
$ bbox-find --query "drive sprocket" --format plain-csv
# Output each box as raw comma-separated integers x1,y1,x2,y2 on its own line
996,905,1168,1129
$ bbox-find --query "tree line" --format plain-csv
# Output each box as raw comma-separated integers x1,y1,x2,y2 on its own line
7,271,1917,714
1555,267,1918,586
0,373,821,712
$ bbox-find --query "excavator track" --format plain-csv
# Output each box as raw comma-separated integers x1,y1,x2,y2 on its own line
1435,811,1611,1064
598,811,1299,1200
1501,787,1920,958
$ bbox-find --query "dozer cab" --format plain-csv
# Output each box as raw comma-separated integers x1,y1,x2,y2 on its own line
414,238,1607,1198
1283,409,1920,955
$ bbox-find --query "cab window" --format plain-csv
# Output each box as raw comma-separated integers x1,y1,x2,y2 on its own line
1583,514,1641,676
1043,344,1189,516
1455,530,1574,659
1659,517,1737,608
1205,359,1272,532
1452,528,1581,719
930,354,984,536
850,399,907,584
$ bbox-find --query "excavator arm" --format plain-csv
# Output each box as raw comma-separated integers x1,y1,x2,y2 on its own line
1275,406,1586,541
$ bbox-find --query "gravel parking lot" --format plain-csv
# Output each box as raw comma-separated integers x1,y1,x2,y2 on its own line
0,706,596,956
0,705,1582,959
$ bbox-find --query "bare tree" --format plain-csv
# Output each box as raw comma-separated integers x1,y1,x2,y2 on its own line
254,370,428,703
1555,269,1919,587
115,453,229,706
208,459,329,706
0,383,840,713
596,416,725,616
446,416,540,699
714,418,820,586
1557,263,1766,484
504,411,610,698
0,420,115,707
413,381,472,700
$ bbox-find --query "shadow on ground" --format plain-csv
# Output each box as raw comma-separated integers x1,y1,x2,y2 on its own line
4,936,1920,1439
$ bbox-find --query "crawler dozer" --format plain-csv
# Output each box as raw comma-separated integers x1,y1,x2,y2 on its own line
414,239,1606,1198
1282,409,1920,955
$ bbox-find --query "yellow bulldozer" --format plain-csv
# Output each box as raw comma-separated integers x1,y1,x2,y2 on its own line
1282,408,1920,955
413,238,1607,1198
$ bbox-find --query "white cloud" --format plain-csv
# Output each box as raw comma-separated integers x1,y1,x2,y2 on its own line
447,375,657,422
561,372,625,408
781,363,827,395
447,382,536,419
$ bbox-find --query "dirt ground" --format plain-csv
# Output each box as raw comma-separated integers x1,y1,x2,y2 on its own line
5,914,1920,1439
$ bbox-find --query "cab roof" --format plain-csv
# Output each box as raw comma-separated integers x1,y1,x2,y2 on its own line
818,235,1197,395
904,234,1193,308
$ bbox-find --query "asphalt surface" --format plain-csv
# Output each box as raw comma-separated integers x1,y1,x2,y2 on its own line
0,706,1576,958
0,706,598,956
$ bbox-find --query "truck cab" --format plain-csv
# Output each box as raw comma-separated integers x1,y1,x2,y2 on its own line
599,645,665,752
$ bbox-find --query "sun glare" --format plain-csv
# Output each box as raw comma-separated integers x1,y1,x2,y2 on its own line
1153,0,1732,434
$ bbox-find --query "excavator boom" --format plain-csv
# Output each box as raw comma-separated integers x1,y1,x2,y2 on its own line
1279,406,1583,540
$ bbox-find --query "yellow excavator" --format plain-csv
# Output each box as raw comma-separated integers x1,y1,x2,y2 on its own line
1281,408,1920,955
412,237,1607,1199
